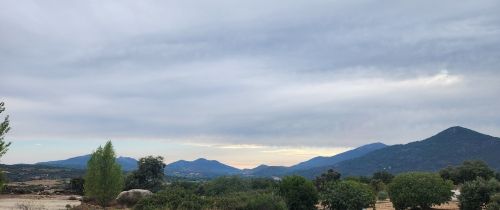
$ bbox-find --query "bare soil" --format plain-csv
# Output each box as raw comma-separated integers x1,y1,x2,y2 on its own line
0,194,81,210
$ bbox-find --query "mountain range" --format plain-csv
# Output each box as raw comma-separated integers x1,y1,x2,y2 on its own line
33,126,500,178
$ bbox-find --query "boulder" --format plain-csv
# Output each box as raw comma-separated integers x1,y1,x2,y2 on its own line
116,189,153,207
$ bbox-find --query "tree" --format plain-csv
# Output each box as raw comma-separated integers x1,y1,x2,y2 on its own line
125,156,166,192
314,169,341,192
0,102,12,190
458,178,500,210
0,102,11,159
279,175,318,210
84,141,124,206
388,172,453,210
320,180,376,210
440,160,495,184
372,171,394,184
70,177,85,195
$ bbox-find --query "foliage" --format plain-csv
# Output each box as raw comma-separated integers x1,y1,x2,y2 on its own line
125,156,166,192
458,178,500,210
388,172,454,210
0,102,11,159
377,191,388,201
134,186,204,210
203,176,250,196
486,193,500,210
0,102,12,191
70,177,85,195
279,175,318,210
440,160,495,184
344,176,371,184
207,191,287,210
84,141,124,206
320,180,376,210
250,177,278,191
372,171,394,184
314,169,341,192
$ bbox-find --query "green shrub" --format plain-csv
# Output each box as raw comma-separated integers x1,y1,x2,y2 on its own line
459,178,500,210
279,175,318,210
203,176,250,196
388,172,453,210
125,156,166,192
320,180,375,210
377,191,388,201
134,187,204,210
314,169,341,192
486,193,500,210
207,191,287,210
372,171,394,184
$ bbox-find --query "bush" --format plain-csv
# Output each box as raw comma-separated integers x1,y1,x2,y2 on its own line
459,178,500,210
388,172,453,210
320,180,376,210
377,191,388,201
486,193,500,210
134,187,204,210
69,177,85,195
279,175,318,210
372,171,394,184
207,191,287,210
203,176,251,196
314,169,341,192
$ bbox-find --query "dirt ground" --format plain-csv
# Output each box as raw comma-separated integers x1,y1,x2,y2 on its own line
374,200,459,210
0,194,81,210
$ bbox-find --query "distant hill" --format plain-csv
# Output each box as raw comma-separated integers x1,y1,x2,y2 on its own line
0,164,85,182
298,126,500,178
289,142,387,171
245,142,386,177
36,155,138,171
165,158,241,178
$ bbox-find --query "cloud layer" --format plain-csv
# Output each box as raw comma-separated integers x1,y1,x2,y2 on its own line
1,0,500,161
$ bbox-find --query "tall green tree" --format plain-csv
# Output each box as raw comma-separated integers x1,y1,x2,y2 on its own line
125,156,166,192
84,141,124,206
0,102,12,190
320,180,376,210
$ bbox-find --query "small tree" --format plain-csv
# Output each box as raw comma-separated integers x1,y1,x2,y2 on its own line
125,156,166,192
0,102,12,190
320,180,376,210
279,175,318,210
84,141,124,206
314,169,341,192
388,172,453,210
458,178,500,210
372,171,394,184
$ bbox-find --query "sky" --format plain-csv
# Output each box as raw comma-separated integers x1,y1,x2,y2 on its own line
1,0,500,169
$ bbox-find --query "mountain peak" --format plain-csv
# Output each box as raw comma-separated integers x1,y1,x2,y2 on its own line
436,126,479,137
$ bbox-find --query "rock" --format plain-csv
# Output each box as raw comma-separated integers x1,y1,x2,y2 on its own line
116,189,153,207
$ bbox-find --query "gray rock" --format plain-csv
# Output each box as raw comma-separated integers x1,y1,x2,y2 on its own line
116,189,153,207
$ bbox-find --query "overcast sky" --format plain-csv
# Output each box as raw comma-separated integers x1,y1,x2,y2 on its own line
1,0,500,168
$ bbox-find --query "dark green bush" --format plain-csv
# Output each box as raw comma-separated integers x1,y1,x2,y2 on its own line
486,193,500,210
203,176,250,196
314,169,341,192
440,160,495,184
207,191,287,210
279,175,318,210
372,171,394,184
388,172,453,210
459,178,500,210
377,191,388,201
134,187,204,210
320,180,375,210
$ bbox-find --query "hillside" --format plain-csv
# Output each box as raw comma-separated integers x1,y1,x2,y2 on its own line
289,142,387,171
165,158,241,178
299,126,500,177
36,155,138,171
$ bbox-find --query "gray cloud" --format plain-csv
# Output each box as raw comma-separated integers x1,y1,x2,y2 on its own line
1,0,500,149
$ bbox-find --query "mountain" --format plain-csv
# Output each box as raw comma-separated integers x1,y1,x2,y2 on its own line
165,158,241,178
36,154,138,171
289,142,387,171
298,126,500,177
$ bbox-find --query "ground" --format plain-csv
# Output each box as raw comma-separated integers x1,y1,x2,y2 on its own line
0,194,81,210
